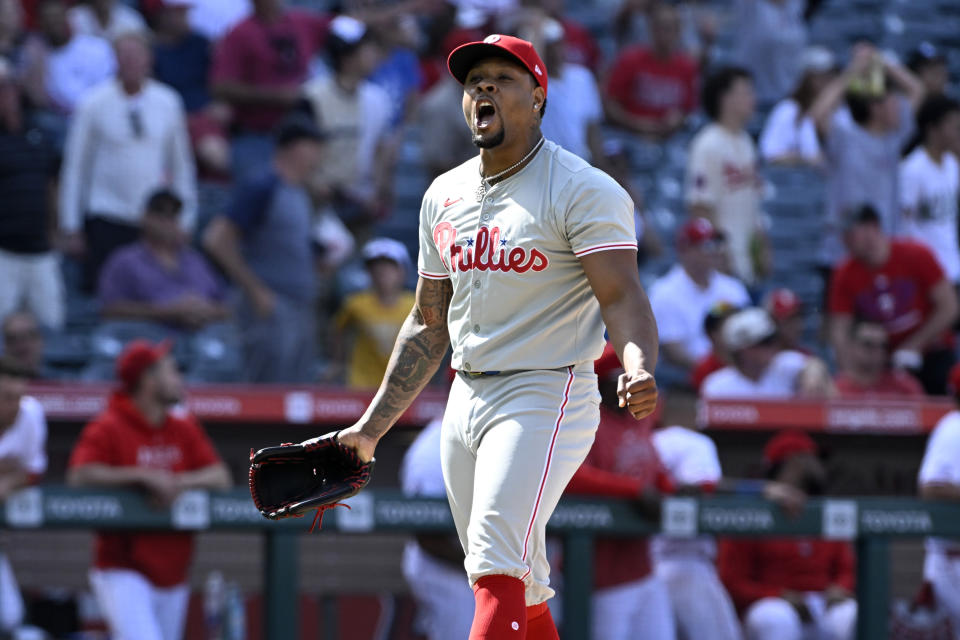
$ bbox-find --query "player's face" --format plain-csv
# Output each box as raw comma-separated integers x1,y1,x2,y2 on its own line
851,323,888,373
149,356,185,407
462,57,543,149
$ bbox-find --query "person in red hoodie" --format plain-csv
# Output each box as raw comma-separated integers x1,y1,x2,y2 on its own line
67,340,231,640
718,430,857,640
565,342,677,639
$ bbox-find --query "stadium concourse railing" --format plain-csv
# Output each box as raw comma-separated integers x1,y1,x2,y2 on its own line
19,384,960,639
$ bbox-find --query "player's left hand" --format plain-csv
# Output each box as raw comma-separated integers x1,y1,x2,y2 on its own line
617,369,658,419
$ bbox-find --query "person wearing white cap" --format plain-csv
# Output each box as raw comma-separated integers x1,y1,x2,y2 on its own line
331,238,415,388
759,46,836,165
701,308,832,398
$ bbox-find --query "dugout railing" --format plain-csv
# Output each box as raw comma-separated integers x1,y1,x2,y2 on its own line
3,486,958,640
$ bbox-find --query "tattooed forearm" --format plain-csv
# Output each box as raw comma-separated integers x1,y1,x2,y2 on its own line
358,278,452,440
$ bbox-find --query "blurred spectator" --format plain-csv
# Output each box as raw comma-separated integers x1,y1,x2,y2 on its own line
900,95,960,284
68,0,146,39
520,0,601,72
731,0,807,107
603,139,661,261
0,358,46,635
187,0,250,41
2,312,47,379
202,115,324,383
613,0,716,66
907,42,950,98
400,412,474,639
833,320,924,397
0,0,24,62
59,32,197,291
762,288,806,353
418,71,476,179
99,188,228,330
759,46,835,165
650,415,744,640
303,15,391,229
809,42,925,267
331,238,415,389
211,0,328,179
702,307,832,398
565,344,677,640
153,0,231,178
686,66,766,285
828,205,958,395
918,363,960,634
719,431,857,640
604,2,698,141
690,302,738,392
67,340,230,640
20,0,115,115
649,218,750,374
0,57,64,330
526,17,603,162
368,14,422,128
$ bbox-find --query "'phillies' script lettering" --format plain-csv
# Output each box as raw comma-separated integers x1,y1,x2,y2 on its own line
434,223,548,273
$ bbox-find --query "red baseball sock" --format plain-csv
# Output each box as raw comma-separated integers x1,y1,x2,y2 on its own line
525,602,559,640
468,575,527,639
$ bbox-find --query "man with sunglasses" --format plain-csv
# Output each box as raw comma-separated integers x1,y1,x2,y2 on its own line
702,307,832,398
59,32,196,291
833,320,924,397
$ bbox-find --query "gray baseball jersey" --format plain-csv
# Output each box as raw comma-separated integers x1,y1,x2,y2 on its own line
417,139,637,372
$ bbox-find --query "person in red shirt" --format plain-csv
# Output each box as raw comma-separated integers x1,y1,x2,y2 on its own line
718,430,857,640
210,0,328,178
565,342,676,639
828,205,959,394
604,2,698,140
834,319,925,397
67,340,231,640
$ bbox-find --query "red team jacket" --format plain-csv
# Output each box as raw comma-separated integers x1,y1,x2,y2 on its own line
718,538,856,612
566,406,674,589
68,392,223,587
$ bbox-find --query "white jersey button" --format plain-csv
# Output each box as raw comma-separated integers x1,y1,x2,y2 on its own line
473,324,480,332
473,280,481,288
463,362,472,371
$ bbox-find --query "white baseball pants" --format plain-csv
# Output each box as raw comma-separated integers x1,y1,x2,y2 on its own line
0,553,24,632
441,364,599,606
655,556,743,640
745,594,857,640
924,550,960,639
89,569,189,640
592,574,676,640
0,250,65,330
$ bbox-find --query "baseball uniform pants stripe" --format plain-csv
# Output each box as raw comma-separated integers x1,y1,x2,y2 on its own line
520,366,574,582
441,364,599,606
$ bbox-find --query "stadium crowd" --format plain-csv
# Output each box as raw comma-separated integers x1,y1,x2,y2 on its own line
1,0,960,637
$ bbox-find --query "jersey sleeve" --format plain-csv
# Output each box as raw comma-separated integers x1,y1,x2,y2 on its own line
417,185,450,280
561,170,637,257
898,159,921,212
68,418,117,467
685,140,723,208
677,437,723,485
919,417,960,485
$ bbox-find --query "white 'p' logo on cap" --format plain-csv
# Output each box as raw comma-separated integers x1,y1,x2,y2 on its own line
534,64,542,75
484,34,501,43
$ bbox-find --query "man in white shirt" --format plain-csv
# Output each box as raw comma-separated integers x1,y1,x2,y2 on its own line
900,95,960,284
0,357,48,634
20,0,116,115
702,307,832,398
68,0,146,40
649,218,750,375
59,31,196,291
686,67,766,285
530,18,604,163
918,364,960,636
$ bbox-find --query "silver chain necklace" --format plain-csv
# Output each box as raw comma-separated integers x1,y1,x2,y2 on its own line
476,137,545,202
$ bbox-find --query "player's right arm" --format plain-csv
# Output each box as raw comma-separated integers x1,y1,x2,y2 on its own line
337,277,453,462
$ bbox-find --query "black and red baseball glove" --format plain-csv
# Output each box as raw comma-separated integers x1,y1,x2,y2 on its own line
249,431,374,530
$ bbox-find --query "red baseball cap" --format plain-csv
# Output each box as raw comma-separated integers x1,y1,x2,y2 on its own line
447,34,548,97
764,430,818,466
116,339,172,391
676,218,720,248
764,288,801,320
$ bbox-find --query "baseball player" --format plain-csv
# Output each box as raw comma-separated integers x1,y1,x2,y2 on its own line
337,33,658,639
918,363,960,637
